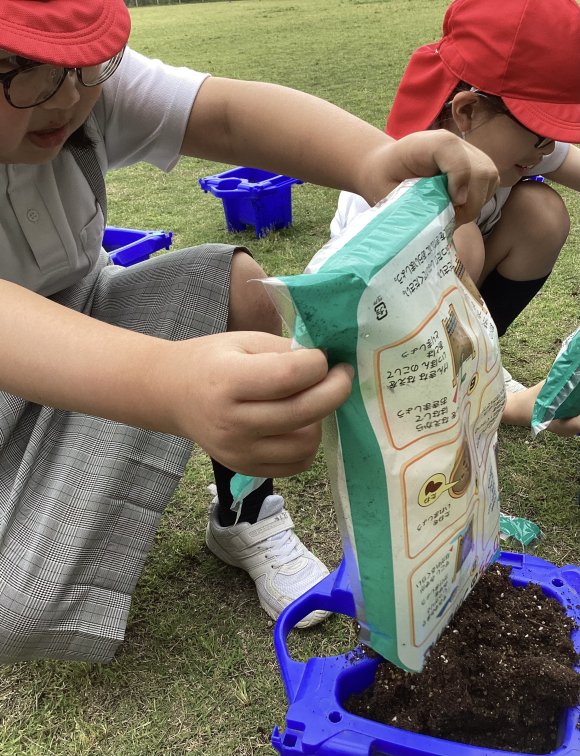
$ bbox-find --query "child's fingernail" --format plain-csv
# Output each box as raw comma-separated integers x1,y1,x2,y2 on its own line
343,363,355,380
456,187,468,204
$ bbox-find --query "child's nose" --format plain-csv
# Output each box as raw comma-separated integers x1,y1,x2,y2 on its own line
41,70,80,111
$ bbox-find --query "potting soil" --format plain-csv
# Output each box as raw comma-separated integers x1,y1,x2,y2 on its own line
344,564,580,754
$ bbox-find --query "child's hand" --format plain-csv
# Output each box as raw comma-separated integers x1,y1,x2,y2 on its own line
158,332,354,476
502,380,580,438
0,281,352,476
546,415,580,438
359,130,499,227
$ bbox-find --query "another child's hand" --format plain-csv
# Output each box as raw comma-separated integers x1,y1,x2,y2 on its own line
159,332,354,477
360,130,499,228
502,380,580,438
546,415,580,438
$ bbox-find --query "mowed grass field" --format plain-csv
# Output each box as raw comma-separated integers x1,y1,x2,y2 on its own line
1,0,578,754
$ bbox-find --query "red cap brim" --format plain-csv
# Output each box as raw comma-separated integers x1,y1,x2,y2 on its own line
0,0,131,68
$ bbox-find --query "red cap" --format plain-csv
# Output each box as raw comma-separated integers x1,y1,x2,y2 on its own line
387,0,580,143
0,0,131,68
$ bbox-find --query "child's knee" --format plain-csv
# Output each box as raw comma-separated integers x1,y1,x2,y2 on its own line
228,250,282,335
512,182,570,250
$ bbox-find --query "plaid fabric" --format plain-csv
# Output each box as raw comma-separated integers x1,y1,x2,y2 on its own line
0,244,238,663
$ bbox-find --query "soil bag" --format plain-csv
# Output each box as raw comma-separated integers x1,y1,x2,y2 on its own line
263,177,506,671
531,327,579,436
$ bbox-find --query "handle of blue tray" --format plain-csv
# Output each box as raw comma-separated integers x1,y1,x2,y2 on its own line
274,559,354,702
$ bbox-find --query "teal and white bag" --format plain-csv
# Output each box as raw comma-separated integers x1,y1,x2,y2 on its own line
263,176,505,671
531,327,580,436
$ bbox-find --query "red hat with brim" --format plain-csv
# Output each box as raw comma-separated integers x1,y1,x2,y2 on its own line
387,0,580,144
0,0,131,68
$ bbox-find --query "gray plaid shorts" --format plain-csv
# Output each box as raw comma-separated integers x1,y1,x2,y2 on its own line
0,244,239,664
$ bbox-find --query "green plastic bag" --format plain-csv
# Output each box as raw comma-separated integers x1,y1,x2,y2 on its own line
263,177,505,671
532,327,580,436
229,474,267,524
499,512,544,550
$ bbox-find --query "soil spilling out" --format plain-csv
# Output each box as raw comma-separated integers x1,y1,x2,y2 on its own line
344,564,580,754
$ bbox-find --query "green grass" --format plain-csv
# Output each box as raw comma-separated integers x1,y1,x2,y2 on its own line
1,0,578,754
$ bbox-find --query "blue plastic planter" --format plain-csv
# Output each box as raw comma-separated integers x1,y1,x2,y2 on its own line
272,553,580,756
199,167,303,238
103,226,172,267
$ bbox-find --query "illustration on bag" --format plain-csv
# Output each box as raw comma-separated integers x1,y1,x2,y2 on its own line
419,432,472,507
443,304,475,390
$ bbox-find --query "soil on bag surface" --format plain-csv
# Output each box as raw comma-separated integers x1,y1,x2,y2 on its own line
344,564,580,754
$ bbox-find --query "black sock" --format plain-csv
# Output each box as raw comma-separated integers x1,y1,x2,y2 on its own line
211,459,274,527
479,270,550,337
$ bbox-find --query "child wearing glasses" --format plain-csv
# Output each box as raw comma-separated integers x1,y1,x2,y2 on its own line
0,0,499,662
331,0,579,433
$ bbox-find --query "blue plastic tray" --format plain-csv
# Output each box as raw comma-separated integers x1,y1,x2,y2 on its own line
272,553,580,756
103,226,173,267
199,167,303,238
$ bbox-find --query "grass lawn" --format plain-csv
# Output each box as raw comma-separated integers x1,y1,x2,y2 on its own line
1,0,578,754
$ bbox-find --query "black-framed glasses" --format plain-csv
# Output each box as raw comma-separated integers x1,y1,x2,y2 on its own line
501,110,554,150
0,48,125,109
444,89,554,150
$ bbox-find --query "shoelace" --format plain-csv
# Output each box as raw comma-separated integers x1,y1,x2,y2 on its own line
263,528,305,568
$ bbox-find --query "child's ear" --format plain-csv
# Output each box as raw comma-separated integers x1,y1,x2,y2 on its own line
451,91,480,134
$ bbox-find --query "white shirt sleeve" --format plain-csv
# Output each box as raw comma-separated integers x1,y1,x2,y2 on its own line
330,191,372,239
92,48,210,173
527,141,570,176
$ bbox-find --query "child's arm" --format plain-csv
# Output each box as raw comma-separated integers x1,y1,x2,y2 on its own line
0,278,353,477
543,144,580,191
181,77,499,227
502,380,580,437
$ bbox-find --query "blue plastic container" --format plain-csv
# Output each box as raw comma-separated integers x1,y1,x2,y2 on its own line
199,167,303,238
272,553,580,756
103,226,173,267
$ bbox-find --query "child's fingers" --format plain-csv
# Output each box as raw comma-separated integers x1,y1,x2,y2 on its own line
229,343,333,401
382,131,498,224
214,454,320,479
249,424,323,466
547,416,580,437
224,331,355,403
431,138,499,223
236,361,355,434
208,424,322,477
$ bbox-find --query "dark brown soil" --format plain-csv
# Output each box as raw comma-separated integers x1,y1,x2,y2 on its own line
344,564,580,754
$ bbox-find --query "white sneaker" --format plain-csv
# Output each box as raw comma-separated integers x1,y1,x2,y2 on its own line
502,367,527,393
205,489,330,628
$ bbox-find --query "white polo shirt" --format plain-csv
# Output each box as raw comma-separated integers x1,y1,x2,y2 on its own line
330,141,570,240
0,48,209,297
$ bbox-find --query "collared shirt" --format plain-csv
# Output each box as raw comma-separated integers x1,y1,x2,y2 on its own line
0,48,209,296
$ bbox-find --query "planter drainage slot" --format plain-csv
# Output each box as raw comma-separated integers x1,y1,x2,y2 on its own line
272,552,580,756
199,166,303,238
